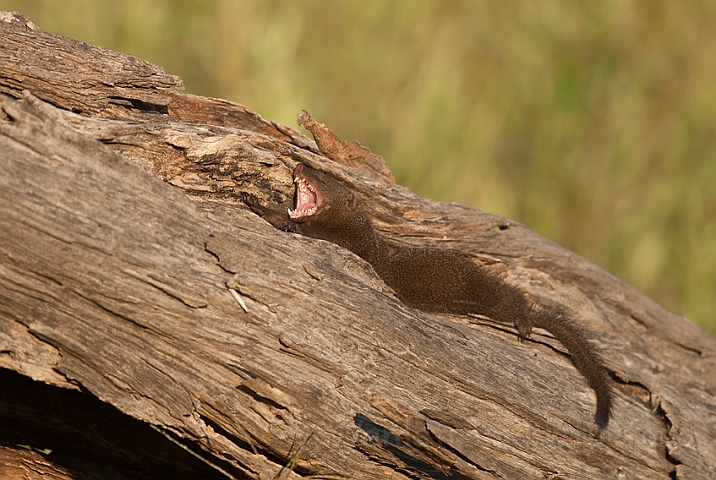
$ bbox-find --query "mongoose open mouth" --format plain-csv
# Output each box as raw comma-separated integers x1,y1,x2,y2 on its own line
289,166,318,219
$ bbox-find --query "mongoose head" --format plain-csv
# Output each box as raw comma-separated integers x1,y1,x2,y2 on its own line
289,163,359,226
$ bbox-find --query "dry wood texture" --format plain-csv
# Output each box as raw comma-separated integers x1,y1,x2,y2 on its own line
1,11,715,480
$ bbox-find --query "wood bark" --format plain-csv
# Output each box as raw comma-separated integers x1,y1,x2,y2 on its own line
1,11,715,480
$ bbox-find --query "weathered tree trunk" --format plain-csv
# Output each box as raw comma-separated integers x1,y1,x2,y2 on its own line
1,11,714,480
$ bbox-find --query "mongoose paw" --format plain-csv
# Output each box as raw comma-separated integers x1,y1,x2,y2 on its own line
515,318,533,341
278,220,299,233
240,192,260,208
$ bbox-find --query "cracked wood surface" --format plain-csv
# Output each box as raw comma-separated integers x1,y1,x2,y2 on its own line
0,446,85,480
1,10,715,480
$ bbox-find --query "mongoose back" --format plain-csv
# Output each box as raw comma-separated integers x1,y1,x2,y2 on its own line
242,163,613,431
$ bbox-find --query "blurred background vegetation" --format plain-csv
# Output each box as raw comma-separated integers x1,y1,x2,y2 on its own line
3,0,714,336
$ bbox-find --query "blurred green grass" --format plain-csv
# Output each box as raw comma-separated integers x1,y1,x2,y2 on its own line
3,0,714,336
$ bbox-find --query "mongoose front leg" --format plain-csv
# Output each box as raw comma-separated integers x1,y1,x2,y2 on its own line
240,192,299,233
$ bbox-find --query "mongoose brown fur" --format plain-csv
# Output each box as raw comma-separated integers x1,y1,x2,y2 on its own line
241,163,613,431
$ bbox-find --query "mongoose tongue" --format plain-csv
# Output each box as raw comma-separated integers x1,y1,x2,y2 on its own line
289,175,318,219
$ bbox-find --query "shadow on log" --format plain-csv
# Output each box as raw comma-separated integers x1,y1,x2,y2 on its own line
1,11,715,480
